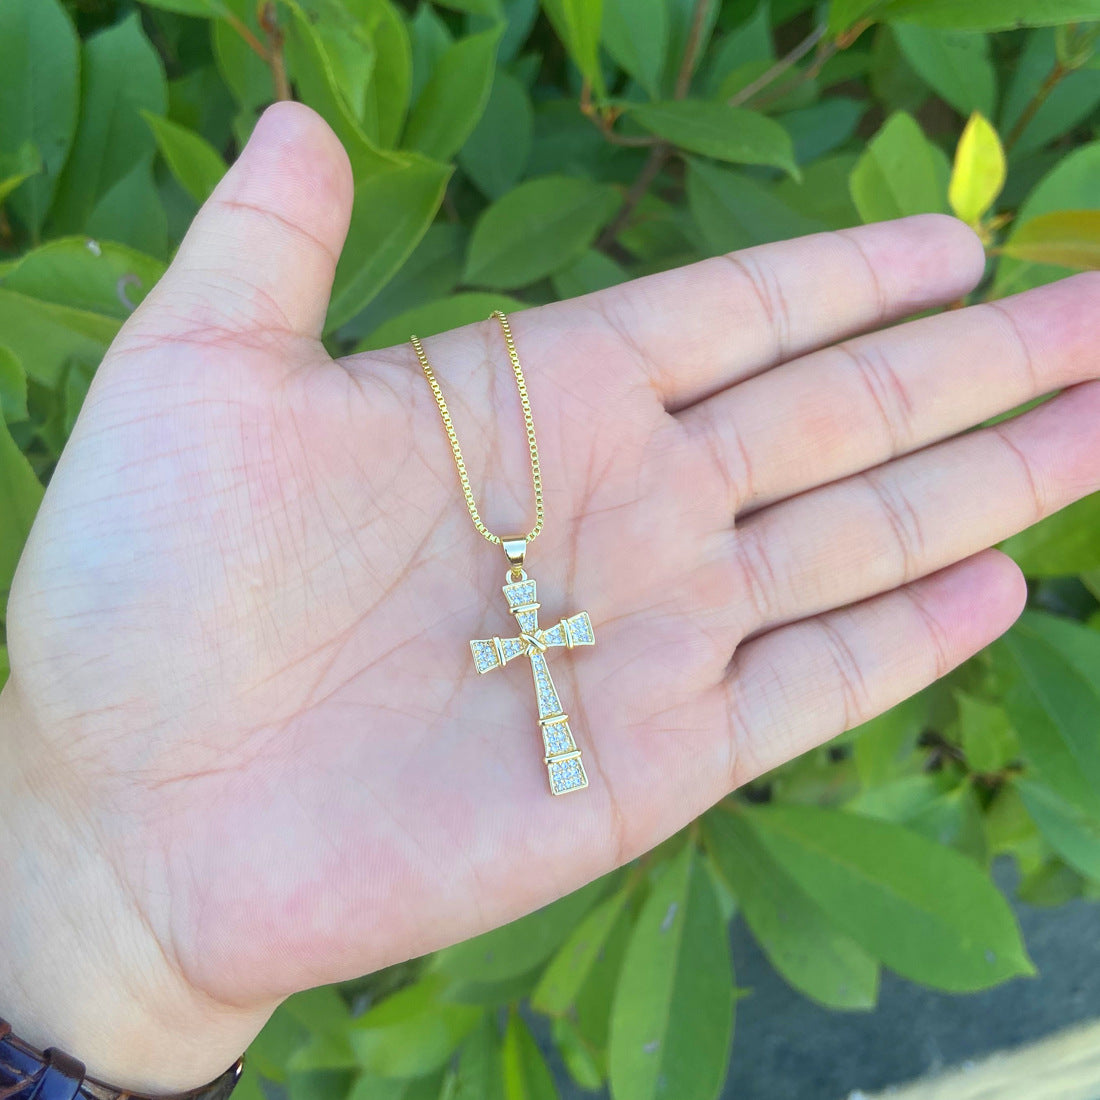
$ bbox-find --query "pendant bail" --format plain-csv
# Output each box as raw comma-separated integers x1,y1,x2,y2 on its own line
502,536,528,571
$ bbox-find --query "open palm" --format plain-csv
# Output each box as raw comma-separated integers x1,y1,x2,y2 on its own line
3,103,1098,1090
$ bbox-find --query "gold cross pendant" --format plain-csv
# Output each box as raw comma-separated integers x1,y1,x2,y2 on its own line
469,544,595,795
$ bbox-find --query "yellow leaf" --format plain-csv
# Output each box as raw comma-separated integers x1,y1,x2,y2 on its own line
1000,210,1100,270
948,112,1006,228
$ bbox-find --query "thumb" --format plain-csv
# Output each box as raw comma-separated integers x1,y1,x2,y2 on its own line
138,101,353,343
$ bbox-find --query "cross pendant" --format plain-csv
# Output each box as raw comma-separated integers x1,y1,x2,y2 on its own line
470,569,595,795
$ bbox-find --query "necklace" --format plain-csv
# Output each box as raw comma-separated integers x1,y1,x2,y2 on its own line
410,310,595,796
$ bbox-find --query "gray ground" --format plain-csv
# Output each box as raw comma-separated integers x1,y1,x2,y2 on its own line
551,863,1100,1100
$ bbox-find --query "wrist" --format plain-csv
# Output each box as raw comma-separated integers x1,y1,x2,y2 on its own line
0,688,272,1095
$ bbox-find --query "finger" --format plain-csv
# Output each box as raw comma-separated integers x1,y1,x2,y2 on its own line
721,550,1025,787
728,378,1100,637
131,102,353,344
570,214,985,410
681,272,1100,514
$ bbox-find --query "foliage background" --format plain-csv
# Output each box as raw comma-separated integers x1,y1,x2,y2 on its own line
2,0,1100,1096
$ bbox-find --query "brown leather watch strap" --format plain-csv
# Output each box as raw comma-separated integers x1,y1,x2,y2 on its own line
0,1019,243,1100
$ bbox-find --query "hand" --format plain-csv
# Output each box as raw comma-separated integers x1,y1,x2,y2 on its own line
1,102,1097,1093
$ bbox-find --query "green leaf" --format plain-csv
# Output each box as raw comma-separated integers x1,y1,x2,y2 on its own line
1000,210,1100,270
434,0,503,13
0,347,28,423
852,692,929,786
660,0,720,97
706,810,879,1011
848,110,949,222
685,158,825,254
602,0,668,99
61,360,93,439
779,97,866,164
452,1017,504,1100
0,143,43,207
408,5,453,105
702,2,774,95
891,25,996,116
348,976,482,1079
629,100,798,177
1016,779,1100,881
743,804,1034,991
956,692,1018,775
433,877,608,984
299,0,379,133
1002,492,1100,575
1018,859,1085,907
0,415,43,599
551,1016,603,1090
358,0,414,148
84,157,169,259
337,222,466,342
846,774,944,823
541,0,605,96
281,985,351,1036
828,0,881,32
459,71,533,198
357,293,524,352
999,30,1100,158
140,0,224,12
284,1,403,179
2,238,165,321
573,896,633,1057
287,1032,358,1073
464,175,620,289
877,0,1100,31
906,784,988,864
142,112,227,205
212,3,272,112
286,1068,359,1100
840,778,990,862
608,844,734,1100
246,1003,310,1082
994,140,1100,295
0,0,79,235
326,156,452,333
531,888,630,1016
229,1065,266,1100
346,1070,424,1100
0,289,117,388
404,25,503,160
948,111,1006,226
501,1012,557,1100
997,611,1100,815
550,249,628,300
773,153,861,230
48,14,167,234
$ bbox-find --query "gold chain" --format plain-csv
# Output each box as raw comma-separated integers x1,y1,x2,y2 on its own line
410,310,544,547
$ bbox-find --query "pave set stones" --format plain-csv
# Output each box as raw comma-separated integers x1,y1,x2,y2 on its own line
470,575,595,795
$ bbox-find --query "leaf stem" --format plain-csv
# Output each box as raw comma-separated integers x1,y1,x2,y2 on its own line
1003,59,1068,154
728,23,826,107
259,2,292,103
674,0,713,99
223,11,268,62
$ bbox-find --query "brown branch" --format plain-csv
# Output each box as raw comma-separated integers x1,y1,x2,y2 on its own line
594,0,710,250
1004,60,1068,153
674,0,712,98
259,2,292,102
729,24,826,107
223,11,268,61
595,141,670,250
